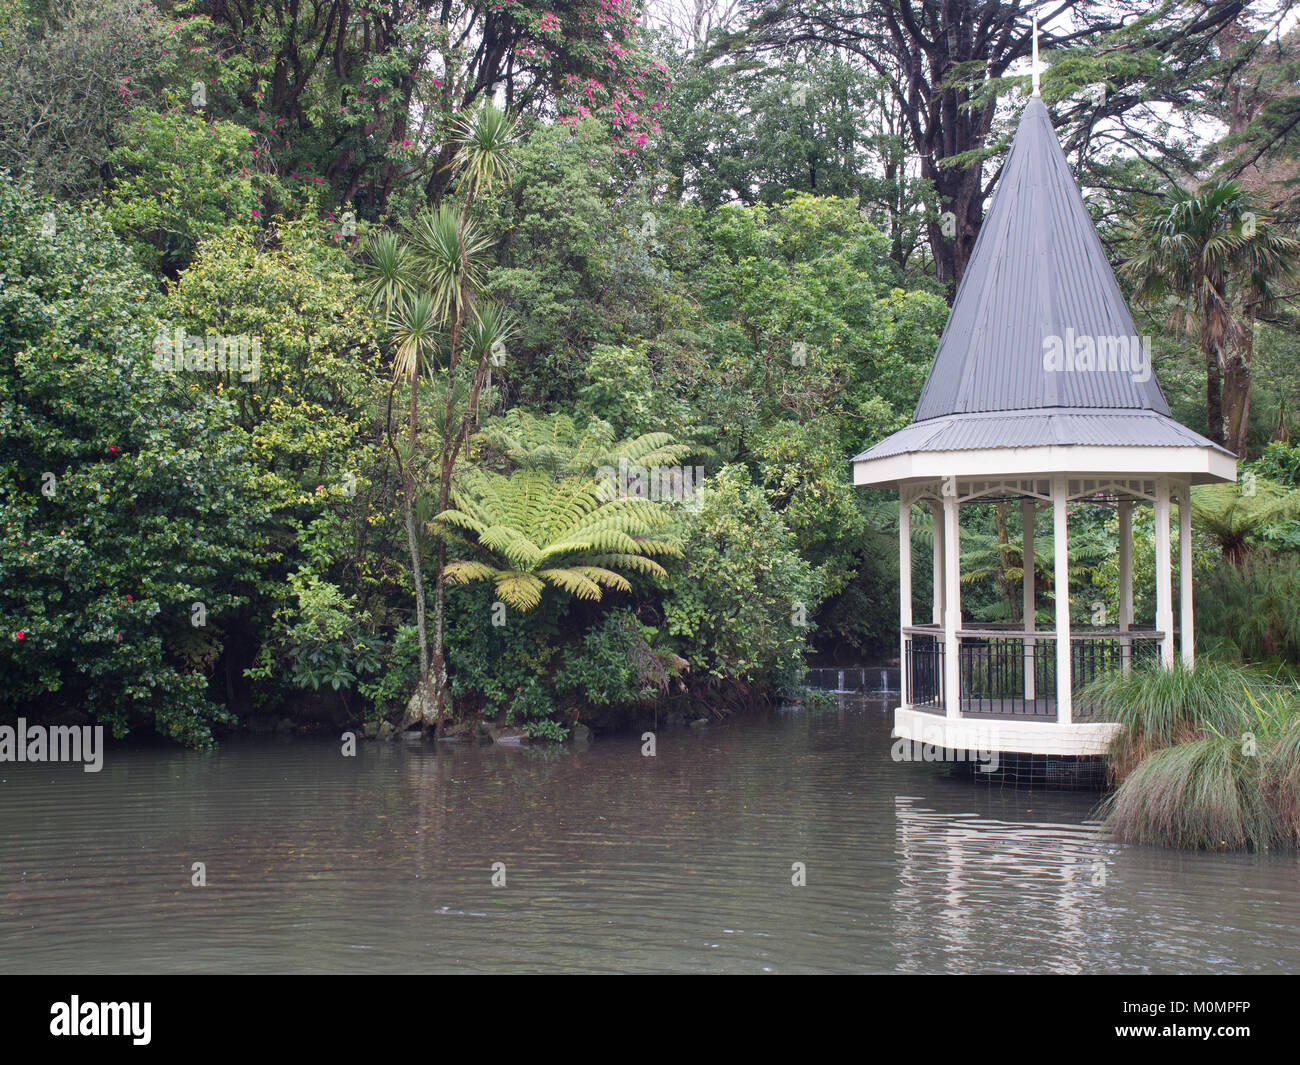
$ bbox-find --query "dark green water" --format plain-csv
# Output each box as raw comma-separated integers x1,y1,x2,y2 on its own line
2,698,1297,973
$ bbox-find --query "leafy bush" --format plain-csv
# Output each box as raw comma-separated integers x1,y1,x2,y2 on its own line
103,108,298,276
444,582,567,736
663,465,821,700
556,608,671,708
0,177,268,745
246,573,382,695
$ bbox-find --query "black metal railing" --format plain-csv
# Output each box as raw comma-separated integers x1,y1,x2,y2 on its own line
904,630,943,709
904,627,1167,719
1070,632,1163,690
958,633,1057,717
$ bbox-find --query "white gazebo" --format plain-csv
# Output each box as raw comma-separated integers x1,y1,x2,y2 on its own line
853,86,1236,759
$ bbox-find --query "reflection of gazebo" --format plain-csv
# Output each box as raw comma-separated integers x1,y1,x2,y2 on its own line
852,91,1236,758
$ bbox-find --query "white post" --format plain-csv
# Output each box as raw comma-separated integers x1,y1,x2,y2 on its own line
1179,482,1194,667
931,501,945,626
1118,498,1133,674
899,497,912,707
1154,477,1175,667
1021,499,1036,701
943,489,962,720
1053,475,1072,725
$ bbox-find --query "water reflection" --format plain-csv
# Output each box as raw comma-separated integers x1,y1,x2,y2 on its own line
1,698,1297,973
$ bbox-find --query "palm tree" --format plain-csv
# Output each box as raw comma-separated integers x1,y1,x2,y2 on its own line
1123,179,1300,456
361,103,519,729
437,468,681,611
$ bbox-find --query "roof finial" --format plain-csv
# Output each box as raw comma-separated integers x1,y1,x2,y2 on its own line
1031,13,1042,97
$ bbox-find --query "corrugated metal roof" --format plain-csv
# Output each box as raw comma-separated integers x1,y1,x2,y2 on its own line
852,409,1229,463
912,97,1171,421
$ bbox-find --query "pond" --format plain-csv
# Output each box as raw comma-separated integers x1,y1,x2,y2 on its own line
2,699,1297,973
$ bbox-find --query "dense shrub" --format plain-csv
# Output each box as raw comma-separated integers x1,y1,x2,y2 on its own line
0,178,267,744
663,465,822,701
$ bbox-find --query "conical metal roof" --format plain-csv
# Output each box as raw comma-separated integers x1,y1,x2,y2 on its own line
852,95,1236,481
913,96,1170,420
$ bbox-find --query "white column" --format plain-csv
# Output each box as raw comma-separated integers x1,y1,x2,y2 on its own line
943,490,962,720
1052,475,1072,725
899,497,912,707
1118,498,1133,674
1179,482,1194,667
931,501,944,626
1021,499,1036,701
1154,477,1175,667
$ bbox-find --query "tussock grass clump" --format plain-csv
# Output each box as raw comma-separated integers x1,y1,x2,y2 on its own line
1085,659,1300,850
1084,659,1276,782
1262,715,1300,846
1099,735,1283,851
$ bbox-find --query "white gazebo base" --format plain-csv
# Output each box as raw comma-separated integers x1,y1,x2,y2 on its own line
895,706,1121,757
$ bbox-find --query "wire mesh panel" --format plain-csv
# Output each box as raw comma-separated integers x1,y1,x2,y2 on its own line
951,752,1108,789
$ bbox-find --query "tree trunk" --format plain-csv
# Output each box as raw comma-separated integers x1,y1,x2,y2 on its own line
405,365,429,680
1201,313,1227,447
1223,348,1250,458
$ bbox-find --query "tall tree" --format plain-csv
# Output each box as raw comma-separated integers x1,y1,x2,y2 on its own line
176,0,668,214
722,0,1249,290
1124,178,1300,456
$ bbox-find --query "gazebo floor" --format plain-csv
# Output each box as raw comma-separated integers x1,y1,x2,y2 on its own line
896,704,1119,756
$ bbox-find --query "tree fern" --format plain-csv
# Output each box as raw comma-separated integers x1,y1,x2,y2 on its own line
1192,478,1300,564
476,410,692,475
436,468,681,611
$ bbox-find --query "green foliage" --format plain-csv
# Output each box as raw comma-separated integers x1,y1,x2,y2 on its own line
555,609,670,708
162,217,386,707
1084,658,1285,782
574,343,699,443
1191,478,1300,562
247,573,382,693
663,465,821,695
476,409,690,476
103,108,297,275
0,0,175,198
1097,674,1300,851
1101,732,1285,851
480,120,678,404
1254,441,1300,487
443,582,567,737
357,625,420,720
1196,554,1300,667
437,466,680,611
0,176,266,745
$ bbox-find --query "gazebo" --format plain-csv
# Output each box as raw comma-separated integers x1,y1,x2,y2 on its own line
853,87,1237,759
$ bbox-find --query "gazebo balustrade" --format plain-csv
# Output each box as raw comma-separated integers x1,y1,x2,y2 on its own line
903,624,1164,721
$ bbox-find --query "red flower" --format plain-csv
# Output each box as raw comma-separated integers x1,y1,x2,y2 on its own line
15,630,24,640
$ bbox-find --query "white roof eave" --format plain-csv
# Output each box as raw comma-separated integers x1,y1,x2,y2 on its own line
852,443,1238,488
